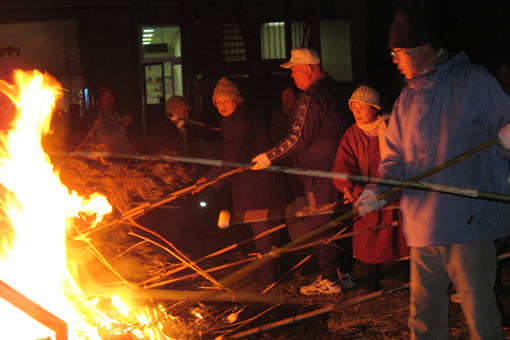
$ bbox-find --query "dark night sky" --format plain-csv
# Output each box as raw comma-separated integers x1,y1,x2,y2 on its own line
366,0,510,73
361,0,510,106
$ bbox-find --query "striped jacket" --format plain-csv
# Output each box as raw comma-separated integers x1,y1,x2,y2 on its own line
265,73,353,171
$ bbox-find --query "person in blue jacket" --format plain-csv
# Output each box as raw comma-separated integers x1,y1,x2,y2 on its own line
356,1,510,338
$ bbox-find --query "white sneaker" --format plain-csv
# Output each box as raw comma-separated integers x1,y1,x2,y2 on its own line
300,276,342,295
337,269,356,291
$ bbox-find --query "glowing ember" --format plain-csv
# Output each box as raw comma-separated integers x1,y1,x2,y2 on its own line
0,70,170,340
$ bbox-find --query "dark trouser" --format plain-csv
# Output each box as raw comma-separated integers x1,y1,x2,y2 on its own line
301,175,353,281
409,241,502,340
251,207,289,281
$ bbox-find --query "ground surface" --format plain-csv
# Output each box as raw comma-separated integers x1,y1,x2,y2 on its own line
146,192,510,340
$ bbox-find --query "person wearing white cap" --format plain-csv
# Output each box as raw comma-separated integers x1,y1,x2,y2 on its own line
252,48,356,295
333,85,409,294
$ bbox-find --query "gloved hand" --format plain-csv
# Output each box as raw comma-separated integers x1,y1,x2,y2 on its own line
251,153,271,170
354,189,385,216
498,123,510,149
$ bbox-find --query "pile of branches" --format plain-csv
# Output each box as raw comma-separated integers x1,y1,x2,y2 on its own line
50,148,215,338
57,148,192,214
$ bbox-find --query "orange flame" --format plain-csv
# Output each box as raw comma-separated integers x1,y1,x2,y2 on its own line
0,70,170,339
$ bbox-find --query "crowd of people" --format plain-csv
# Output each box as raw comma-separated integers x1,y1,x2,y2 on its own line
44,0,510,338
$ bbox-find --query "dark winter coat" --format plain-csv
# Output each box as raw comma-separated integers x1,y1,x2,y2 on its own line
265,73,354,171
203,103,293,213
147,118,200,157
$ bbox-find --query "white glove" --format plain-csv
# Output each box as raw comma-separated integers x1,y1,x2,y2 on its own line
354,189,385,216
251,153,271,170
498,123,510,149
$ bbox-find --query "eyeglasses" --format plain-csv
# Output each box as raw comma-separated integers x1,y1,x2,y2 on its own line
390,48,404,60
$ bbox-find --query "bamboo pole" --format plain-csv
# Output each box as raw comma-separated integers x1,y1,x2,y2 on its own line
348,176,510,203
283,221,399,254
85,286,287,304
147,222,397,288
144,258,257,288
220,250,510,339
216,283,410,340
164,152,510,204
83,137,507,237
83,166,248,234
167,137,499,314
138,223,288,288
138,202,342,288
0,280,68,340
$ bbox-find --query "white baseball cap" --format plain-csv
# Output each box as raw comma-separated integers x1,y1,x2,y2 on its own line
280,48,321,69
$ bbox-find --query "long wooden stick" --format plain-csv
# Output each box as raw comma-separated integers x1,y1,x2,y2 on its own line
85,286,287,304
83,166,248,234
216,283,410,340
220,250,510,339
347,176,510,202
138,200,342,288
0,280,68,340
167,137,499,314
144,258,257,288
284,221,399,254
146,222,397,288
85,137,506,237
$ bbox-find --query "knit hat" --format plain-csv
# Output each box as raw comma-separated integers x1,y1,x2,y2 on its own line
280,48,321,69
212,77,244,105
348,85,381,111
388,0,441,49
166,95,191,114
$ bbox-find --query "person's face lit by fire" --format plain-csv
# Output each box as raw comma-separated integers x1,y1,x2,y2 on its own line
215,97,237,117
391,46,430,80
351,102,378,125
96,90,116,114
281,87,297,110
291,64,313,90
171,105,191,120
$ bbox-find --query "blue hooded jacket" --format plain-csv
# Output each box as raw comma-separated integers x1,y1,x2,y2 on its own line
374,51,510,247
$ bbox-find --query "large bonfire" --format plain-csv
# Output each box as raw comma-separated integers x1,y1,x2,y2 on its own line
0,70,187,340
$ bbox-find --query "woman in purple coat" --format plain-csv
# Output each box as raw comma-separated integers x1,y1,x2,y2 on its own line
194,77,293,284
333,85,409,293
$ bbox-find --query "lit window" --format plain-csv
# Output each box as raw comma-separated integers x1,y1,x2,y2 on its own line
291,22,308,49
261,22,286,60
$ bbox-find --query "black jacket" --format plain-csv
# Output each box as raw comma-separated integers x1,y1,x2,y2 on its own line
266,74,354,171
204,104,293,213
147,118,200,157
